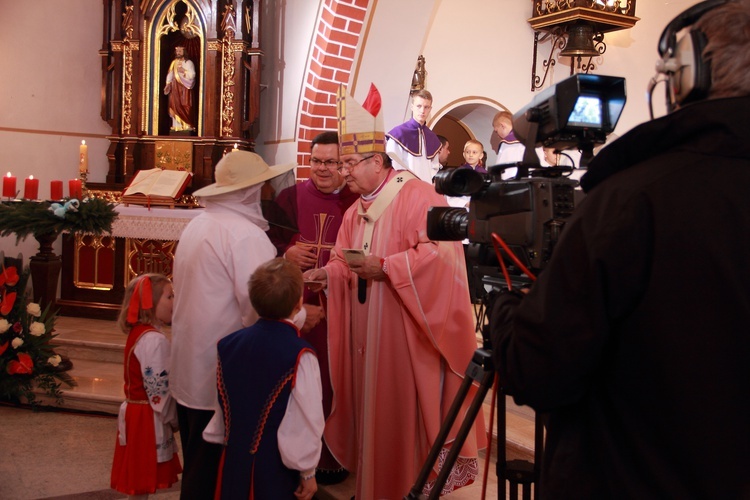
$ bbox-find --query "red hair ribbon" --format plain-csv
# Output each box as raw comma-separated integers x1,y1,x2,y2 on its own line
127,276,154,323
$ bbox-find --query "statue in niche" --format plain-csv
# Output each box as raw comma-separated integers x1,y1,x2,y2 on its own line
159,1,201,136
164,45,196,132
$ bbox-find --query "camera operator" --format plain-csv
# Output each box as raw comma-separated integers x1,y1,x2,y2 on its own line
490,1,750,497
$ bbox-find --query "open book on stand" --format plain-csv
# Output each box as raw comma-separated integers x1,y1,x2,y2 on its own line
122,168,193,208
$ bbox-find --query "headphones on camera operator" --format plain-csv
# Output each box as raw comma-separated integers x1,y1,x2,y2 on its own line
648,0,730,118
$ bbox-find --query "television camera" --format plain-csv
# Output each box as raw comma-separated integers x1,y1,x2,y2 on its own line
409,74,626,499
427,74,626,277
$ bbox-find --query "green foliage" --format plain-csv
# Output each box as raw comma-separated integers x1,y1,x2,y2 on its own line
0,198,118,242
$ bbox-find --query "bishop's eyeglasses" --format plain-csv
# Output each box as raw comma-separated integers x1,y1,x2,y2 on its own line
336,155,376,174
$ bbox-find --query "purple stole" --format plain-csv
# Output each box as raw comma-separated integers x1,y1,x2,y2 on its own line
386,118,441,158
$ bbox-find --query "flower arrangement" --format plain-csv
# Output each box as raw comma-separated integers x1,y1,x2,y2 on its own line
0,263,75,404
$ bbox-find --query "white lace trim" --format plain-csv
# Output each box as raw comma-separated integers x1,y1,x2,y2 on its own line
110,205,203,240
423,447,479,496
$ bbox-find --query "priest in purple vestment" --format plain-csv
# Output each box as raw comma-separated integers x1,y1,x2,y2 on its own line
266,131,358,484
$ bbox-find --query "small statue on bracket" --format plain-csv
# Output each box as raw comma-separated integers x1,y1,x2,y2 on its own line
411,55,426,94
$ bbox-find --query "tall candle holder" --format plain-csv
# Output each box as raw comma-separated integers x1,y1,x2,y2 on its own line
80,170,90,199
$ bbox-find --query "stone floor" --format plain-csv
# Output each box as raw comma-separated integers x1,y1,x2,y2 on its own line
0,315,538,499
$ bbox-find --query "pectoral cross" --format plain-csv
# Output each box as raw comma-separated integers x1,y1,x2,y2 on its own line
297,212,337,267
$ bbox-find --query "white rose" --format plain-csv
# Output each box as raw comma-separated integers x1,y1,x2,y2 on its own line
26,303,42,317
48,355,61,367
11,337,23,349
0,319,9,334
29,321,46,336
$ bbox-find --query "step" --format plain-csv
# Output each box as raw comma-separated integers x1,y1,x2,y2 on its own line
33,358,124,415
33,316,126,414
52,316,126,363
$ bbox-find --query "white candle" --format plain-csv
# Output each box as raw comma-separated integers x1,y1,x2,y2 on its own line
79,140,89,174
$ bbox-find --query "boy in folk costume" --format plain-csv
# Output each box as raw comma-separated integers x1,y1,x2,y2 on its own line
203,258,324,500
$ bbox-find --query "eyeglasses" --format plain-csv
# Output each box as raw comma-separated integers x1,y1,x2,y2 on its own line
310,158,342,169
336,154,376,174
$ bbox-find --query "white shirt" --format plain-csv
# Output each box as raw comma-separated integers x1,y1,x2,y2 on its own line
497,142,526,179
170,187,277,410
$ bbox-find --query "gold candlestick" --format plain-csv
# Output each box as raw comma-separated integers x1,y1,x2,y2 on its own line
80,171,90,199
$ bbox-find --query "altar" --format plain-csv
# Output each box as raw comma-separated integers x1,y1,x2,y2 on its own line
58,204,203,320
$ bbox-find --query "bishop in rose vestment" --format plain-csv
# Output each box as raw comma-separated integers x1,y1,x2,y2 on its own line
322,168,486,499
309,84,485,499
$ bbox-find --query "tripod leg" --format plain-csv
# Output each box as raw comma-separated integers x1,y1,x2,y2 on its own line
427,367,494,500
405,349,495,499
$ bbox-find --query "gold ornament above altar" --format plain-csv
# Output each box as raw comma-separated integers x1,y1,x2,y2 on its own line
155,140,193,172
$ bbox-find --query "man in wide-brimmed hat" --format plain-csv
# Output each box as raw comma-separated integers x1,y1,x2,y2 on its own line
170,150,295,499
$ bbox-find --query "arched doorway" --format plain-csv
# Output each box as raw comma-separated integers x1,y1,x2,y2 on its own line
431,100,506,168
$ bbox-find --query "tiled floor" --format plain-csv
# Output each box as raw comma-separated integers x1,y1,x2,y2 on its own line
0,404,179,500
0,315,537,499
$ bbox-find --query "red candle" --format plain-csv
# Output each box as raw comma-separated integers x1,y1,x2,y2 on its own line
24,175,39,200
68,179,82,199
2,172,16,198
50,180,63,200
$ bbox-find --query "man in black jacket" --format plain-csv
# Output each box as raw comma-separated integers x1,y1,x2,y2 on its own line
491,1,750,497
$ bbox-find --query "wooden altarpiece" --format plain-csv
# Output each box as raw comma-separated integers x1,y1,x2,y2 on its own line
93,0,263,194
58,0,263,319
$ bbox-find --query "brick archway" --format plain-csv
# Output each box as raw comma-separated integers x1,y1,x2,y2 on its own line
295,0,369,180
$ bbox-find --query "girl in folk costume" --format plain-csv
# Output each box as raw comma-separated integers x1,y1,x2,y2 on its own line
111,274,182,498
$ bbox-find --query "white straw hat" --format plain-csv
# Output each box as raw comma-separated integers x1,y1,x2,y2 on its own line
193,150,296,198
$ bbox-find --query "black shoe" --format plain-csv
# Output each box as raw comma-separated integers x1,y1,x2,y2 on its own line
315,467,349,485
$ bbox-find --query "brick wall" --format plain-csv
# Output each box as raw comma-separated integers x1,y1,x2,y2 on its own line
296,0,368,180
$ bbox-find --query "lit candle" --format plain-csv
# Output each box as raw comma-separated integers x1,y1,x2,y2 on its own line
2,172,16,198
68,179,82,199
24,175,39,200
50,180,63,200
233,143,238,150
79,140,88,174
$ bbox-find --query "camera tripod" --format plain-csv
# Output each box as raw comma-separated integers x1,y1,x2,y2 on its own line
405,341,545,499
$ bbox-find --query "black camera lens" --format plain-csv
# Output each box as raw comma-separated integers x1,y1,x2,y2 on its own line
426,207,469,241
433,168,485,197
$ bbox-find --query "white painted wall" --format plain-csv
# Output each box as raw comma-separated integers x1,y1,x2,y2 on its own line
0,0,110,259
254,0,697,166
0,0,705,266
